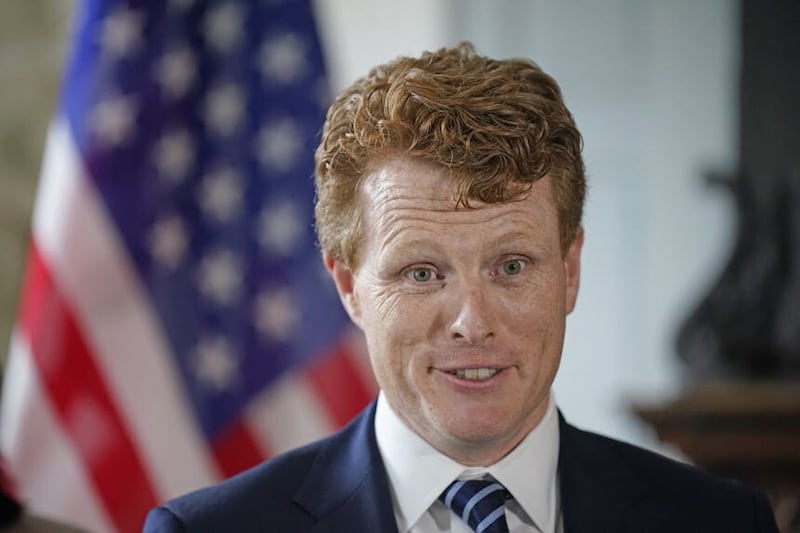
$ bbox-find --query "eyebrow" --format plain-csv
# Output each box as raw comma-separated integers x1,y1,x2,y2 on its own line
380,237,441,259
383,230,548,257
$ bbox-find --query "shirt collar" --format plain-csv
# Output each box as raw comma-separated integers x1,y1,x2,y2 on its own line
489,394,560,533
374,391,560,532
374,392,464,531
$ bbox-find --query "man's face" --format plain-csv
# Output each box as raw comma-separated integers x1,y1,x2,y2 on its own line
328,157,583,465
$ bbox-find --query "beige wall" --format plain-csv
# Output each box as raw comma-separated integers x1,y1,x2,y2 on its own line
0,2,74,359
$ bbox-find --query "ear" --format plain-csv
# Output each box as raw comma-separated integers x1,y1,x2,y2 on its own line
324,254,363,329
564,225,584,314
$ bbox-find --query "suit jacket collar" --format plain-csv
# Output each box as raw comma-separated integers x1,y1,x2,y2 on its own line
293,401,399,533
558,411,648,533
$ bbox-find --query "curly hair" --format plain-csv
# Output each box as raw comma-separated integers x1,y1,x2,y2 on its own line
314,42,585,268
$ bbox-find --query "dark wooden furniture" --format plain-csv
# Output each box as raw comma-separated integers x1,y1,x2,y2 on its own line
635,382,800,532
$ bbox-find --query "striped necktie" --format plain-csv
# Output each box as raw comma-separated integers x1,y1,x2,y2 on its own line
440,479,510,533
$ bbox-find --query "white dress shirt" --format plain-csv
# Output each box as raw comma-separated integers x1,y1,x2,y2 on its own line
375,391,563,533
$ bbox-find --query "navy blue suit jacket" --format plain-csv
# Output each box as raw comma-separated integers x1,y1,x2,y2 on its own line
143,402,778,532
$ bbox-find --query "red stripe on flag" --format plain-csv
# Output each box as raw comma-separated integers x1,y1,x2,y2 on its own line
303,343,375,427
212,418,268,478
18,244,158,532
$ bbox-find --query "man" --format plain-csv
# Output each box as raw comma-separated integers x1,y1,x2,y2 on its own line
144,43,778,532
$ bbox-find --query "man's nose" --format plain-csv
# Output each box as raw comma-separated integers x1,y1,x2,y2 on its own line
448,283,495,345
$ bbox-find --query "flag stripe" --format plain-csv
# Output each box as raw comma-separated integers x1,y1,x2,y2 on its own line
0,333,115,533
32,119,221,500
244,370,336,456
18,243,157,531
304,343,376,427
212,420,267,479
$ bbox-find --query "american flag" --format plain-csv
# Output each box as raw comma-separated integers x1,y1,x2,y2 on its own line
0,0,376,531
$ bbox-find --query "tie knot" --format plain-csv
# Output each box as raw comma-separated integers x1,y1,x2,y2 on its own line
439,479,510,533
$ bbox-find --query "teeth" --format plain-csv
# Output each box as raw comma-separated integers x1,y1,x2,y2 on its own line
452,368,498,380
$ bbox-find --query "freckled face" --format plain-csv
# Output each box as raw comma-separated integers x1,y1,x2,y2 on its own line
328,157,583,465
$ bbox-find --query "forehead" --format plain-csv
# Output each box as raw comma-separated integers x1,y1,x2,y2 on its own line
359,157,558,224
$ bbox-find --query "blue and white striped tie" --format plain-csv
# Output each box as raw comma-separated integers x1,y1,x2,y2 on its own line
440,479,510,533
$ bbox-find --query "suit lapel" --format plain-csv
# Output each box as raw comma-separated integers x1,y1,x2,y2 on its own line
558,413,646,533
293,402,399,533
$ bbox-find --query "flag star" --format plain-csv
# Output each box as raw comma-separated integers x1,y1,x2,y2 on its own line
198,249,243,306
193,336,239,392
154,129,194,183
155,46,197,100
169,0,196,11
150,215,189,269
88,94,137,147
204,83,245,137
99,7,144,59
258,200,305,256
259,32,309,85
204,2,244,53
256,118,304,172
254,287,300,342
200,167,243,222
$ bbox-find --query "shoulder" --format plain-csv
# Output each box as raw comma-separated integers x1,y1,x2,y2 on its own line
560,420,778,531
144,403,381,533
143,438,326,533
572,425,734,490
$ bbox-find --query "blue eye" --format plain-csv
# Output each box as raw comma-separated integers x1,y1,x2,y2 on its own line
501,259,525,275
407,267,435,282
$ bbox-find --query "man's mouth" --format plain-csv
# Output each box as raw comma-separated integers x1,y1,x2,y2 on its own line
447,367,499,380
